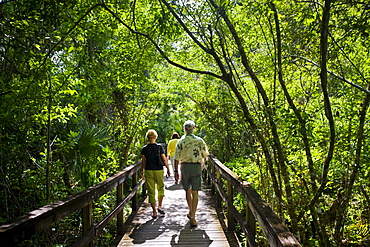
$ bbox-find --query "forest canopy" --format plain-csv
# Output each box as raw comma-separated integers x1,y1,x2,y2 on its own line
1,0,369,246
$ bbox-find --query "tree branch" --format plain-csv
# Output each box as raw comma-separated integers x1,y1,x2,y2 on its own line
159,0,212,53
288,55,370,95
101,2,223,80
39,3,104,70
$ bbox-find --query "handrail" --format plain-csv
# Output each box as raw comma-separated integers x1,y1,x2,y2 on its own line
205,155,301,247
1,156,302,247
0,161,145,247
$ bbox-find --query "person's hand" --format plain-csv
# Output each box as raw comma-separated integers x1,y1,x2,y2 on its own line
174,172,179,181
142,174,146,180
167,169,171,177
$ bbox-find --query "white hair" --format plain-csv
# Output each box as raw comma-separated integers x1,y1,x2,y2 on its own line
183,120,195,134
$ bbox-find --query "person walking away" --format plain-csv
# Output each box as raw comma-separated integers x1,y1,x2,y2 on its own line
167,132,180,183
141,129,171,218
174,120,209,227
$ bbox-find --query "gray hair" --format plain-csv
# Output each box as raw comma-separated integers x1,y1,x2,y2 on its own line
183,120,195,134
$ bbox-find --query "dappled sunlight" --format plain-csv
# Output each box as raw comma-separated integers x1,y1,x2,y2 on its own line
116,175,232,246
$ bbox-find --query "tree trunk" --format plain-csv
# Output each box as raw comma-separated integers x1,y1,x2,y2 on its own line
315,0,334,245
334,92,370,244
46,78,52,202
209,0,299,234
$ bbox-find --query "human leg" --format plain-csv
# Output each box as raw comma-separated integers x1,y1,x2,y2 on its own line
191,190,199,219
178,163,182,183
185,190,199,216
145,170,157,217
186,189,193,216
189,163,202,191
185,189,198,226
153,170,165,212
170,156,175,171
150,202,157,218
188,164,201,226
182,165,192,216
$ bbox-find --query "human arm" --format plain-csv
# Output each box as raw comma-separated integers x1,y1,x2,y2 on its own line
200,139,209,170
141,155,146,180
161,153,171,177
174,159,180,181
202,157,207,170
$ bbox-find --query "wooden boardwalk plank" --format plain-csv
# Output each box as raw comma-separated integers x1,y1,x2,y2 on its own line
113,172,238,247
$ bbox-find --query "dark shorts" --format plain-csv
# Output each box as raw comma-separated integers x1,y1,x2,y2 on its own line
181,163,202,191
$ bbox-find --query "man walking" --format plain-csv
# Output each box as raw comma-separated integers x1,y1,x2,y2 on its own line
174,120,209,227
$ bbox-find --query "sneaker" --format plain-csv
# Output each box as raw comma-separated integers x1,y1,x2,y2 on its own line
190,218,197,227
158,209,165,215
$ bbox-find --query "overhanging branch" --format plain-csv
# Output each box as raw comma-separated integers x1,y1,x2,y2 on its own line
288,55,370,95
102,3,223,80
39,3,104,70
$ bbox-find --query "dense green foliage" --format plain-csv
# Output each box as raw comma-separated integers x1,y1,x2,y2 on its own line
1,0,369,246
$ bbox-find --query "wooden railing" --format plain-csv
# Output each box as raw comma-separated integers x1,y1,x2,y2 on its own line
205,155,301,247
1,156,302,247
0,161,145,247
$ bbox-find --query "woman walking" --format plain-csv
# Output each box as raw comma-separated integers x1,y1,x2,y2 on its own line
141,129,171,218
167,132,180,183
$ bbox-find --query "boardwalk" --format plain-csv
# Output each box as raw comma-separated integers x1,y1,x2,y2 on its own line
112,173,238,247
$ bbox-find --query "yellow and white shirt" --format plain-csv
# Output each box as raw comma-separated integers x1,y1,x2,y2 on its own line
174,134,209,164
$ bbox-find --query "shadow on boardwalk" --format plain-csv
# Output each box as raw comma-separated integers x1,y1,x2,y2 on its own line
111,173,239,247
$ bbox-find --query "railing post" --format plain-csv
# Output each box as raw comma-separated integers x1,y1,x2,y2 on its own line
211,161,215,194
216,170,222,209
117,182,124,235
226,181,235,231
132,172,138,212
245,201,256,247
82,202,93,247
205,161,211,185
